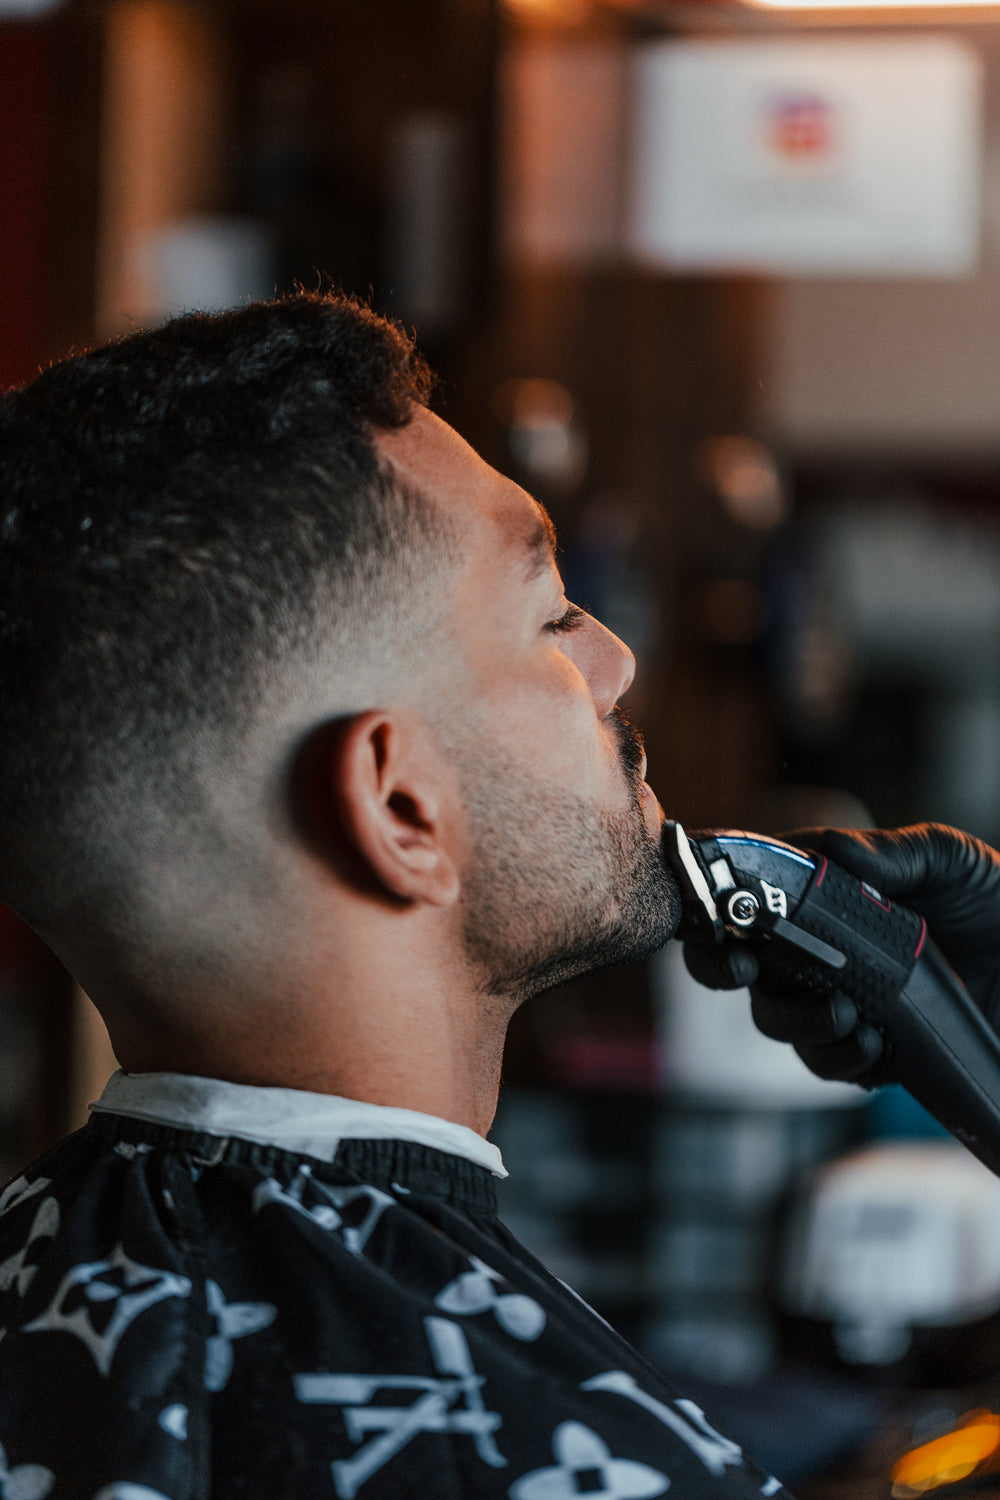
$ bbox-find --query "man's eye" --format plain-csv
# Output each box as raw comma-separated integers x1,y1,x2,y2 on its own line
547,605,587,634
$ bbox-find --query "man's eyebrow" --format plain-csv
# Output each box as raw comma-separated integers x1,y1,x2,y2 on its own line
522,509,558,579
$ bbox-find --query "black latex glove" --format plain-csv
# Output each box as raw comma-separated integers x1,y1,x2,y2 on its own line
750,823,1000,1086
683,911,888,1085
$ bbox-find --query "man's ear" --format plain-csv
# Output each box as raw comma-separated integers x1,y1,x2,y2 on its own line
332,710,461,908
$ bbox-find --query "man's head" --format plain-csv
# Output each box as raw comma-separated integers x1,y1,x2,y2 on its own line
0,292,678,1078
0,295,444,965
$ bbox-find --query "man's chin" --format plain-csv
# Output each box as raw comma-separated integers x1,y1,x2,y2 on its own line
494,919,677,1008
486,857,683,1006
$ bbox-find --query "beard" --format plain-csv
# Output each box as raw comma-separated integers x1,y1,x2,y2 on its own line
455,708,682,1007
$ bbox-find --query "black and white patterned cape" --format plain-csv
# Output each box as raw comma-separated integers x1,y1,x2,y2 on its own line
0,1084,794,1500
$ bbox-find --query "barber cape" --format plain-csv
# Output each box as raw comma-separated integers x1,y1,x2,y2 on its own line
0,1072,791,1500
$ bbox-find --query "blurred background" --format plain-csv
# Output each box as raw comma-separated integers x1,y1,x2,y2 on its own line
7,0,1000,1491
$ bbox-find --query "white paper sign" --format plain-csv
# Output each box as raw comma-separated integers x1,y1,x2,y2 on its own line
630,37,982,276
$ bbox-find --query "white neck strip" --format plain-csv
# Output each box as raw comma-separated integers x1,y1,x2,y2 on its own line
90,1070,507,1178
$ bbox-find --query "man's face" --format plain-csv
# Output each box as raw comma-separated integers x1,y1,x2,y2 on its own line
377,409,681,1004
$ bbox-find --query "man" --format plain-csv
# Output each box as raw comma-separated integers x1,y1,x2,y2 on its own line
1,291,998,1499
0,291,788,1498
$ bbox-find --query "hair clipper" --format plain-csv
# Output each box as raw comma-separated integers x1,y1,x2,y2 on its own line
663,821,1000,1179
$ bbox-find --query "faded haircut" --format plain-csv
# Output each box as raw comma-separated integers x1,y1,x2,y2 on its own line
0,291,440,933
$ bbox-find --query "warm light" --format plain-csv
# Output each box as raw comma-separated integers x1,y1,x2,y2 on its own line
746,0,1000,10
494,377,576,428
891,1413,1000,1496
500,0,591,19
491,378,587,491
694,436,788,531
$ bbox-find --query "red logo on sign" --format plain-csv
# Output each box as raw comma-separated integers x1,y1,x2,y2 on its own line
764,93,835,163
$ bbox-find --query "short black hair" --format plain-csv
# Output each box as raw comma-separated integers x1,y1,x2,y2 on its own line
0,291,437,932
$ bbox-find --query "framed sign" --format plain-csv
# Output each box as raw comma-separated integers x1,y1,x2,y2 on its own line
630,37,982,276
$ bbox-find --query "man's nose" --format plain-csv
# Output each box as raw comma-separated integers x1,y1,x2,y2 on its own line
584,617,636,717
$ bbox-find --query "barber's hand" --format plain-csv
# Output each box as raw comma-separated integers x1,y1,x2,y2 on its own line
748,823,1000,1086
682,920,887,1086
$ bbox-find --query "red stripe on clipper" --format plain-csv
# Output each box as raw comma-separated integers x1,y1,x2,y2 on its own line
814,856,828,889
914,918,927,960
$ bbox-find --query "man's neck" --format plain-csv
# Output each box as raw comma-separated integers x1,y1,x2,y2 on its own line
106,964,509,1138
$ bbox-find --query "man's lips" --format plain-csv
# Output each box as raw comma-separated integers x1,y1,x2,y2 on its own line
636,755,664,833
